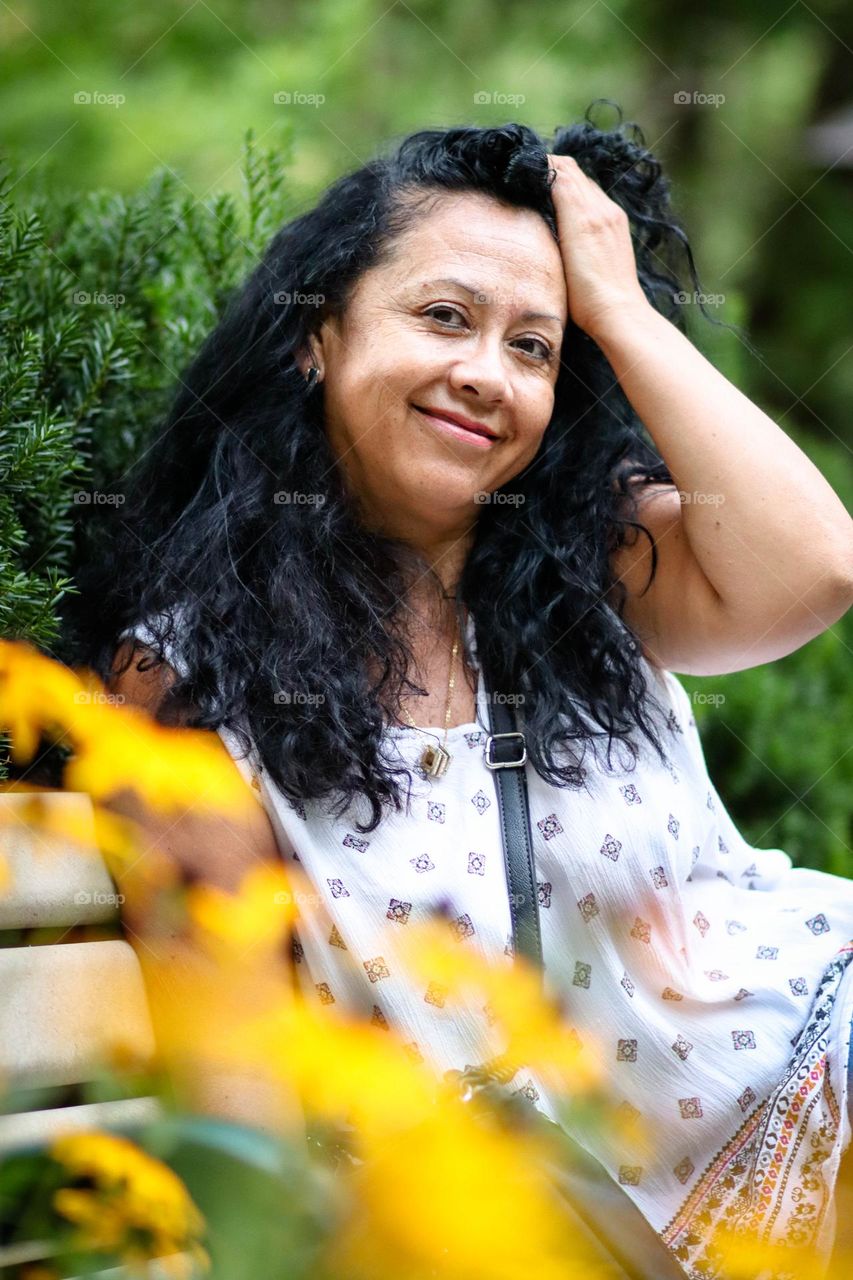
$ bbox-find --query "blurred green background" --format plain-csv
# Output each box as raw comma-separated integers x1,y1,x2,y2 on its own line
1,0,851,871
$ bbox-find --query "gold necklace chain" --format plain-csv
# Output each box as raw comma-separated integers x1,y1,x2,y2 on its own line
399,613,461,780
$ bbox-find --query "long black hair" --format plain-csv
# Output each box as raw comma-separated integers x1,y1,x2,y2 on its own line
75,103,739,833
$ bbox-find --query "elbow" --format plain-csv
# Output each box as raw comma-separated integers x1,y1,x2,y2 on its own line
795,526,853,627
800,557,853,632
831,573,853,625
825,535,853,615
828,509,853,586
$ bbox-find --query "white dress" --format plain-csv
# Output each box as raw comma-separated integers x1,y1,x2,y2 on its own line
125,612,853,1277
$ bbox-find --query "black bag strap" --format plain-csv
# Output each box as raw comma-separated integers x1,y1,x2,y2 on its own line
470,663,686,1280
481,690,544,981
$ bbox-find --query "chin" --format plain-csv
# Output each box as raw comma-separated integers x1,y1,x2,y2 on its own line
401,473,490,515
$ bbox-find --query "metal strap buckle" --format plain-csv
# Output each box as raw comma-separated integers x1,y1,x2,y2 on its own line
483,731,527,770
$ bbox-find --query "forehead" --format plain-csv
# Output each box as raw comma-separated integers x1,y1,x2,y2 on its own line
381,192,568,322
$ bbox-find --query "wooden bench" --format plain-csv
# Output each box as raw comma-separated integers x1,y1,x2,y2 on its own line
0,791,162,1272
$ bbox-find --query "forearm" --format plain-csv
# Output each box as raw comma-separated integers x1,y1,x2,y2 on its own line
592,303,853,619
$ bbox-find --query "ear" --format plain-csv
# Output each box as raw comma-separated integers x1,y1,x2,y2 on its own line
295,322,331,378
294,344,316,378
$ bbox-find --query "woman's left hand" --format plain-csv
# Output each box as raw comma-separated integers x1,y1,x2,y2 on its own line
546,153,651,339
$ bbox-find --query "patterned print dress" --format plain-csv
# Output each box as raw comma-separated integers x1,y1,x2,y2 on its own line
126,612,853,1278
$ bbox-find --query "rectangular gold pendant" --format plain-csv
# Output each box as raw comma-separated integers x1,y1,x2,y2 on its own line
421,743,451,778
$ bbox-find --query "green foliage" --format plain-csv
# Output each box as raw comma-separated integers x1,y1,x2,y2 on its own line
0,132,849,870
0,130,287,649
0,131,290,783
0,1115,330,1280
684,620,852,878
0,183,79,650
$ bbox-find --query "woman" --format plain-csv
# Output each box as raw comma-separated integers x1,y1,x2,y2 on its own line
80,112,853,1274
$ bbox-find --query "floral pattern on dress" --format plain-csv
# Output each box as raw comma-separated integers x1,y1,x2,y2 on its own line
129,611,853,1277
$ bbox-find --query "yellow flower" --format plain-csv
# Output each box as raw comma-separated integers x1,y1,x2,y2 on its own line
274,999,438,1136
708,1223,826,1280
50,1130,206,1266
185,862,297,952
395,916,602,1093
53,1188,127,1251
328,1101,617,1280
0,640,254,818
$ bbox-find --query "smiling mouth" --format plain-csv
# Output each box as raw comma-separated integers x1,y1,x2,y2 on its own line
412,405,499,445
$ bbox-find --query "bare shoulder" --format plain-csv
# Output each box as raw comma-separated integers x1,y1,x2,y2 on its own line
108,637,184,720
105,640,282,890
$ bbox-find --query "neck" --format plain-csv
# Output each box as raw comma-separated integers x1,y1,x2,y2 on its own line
363,506,476,620
402,542,470,633
358,492,475,574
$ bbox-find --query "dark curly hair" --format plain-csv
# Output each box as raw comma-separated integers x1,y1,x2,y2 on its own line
74,102,741,833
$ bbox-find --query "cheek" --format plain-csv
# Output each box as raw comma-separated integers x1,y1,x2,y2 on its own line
505,405,553,474
518,390,555,450
491,402,552,487
350,345,418,410
327,359,401,439
335,386,415,469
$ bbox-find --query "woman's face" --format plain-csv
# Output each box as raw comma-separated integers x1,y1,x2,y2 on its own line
305,191,568,545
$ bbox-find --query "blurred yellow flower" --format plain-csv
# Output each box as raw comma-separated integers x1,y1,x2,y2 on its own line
185,861,297,952
0,639,254,817
329,1101,616,1280
52,1188,127,1252
0,644,624,1280
708,1223,826,1279
271,998,438,1136
139,856,605,1158
50,1130,207,1270
396,915,603,1093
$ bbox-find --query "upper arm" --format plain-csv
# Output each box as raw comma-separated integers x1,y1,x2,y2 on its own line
105,641,282,892
606,477,853,676
605,479,729,676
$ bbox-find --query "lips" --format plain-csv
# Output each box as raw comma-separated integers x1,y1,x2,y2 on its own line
413,405,499,442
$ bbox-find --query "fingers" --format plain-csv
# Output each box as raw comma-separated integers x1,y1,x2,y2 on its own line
547,153,605,201
546,153,627,224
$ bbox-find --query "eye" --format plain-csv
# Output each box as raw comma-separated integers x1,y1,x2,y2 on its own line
512,336,555,363
423,306,555,363
423,304,467,327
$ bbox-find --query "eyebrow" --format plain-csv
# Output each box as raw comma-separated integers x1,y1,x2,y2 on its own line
414,277,564,327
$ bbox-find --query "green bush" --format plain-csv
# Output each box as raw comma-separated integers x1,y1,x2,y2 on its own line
0,129,287,653
0,135,849,873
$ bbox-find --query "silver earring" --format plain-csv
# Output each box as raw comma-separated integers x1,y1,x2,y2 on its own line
305,365,321,389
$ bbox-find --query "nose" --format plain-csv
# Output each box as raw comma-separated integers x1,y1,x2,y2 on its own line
446,335,514,406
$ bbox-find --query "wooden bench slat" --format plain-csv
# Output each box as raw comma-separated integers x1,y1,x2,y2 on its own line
0,1094,162,1153
0,793,121,928
0,941,156,1089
